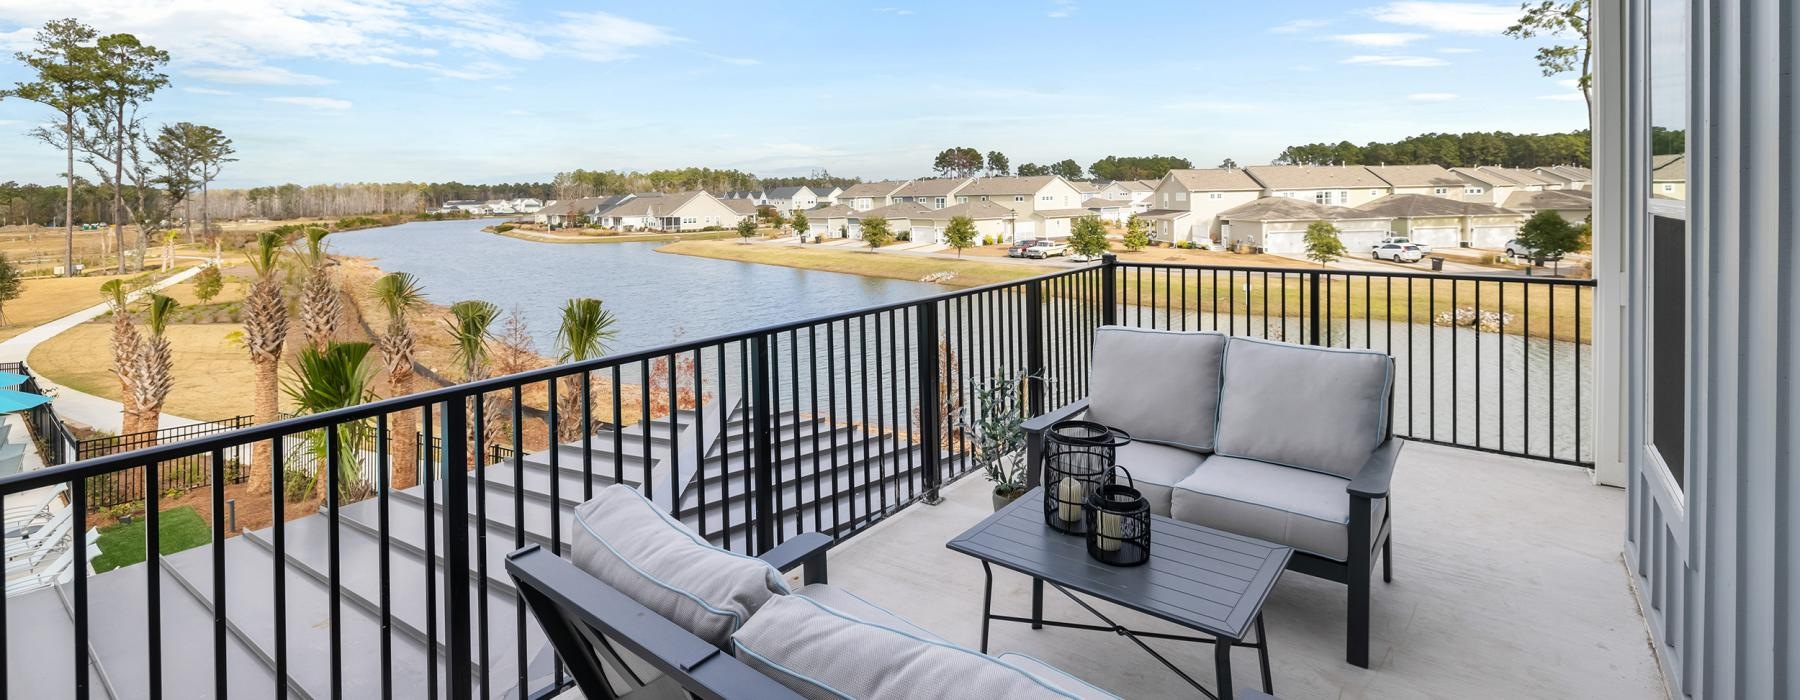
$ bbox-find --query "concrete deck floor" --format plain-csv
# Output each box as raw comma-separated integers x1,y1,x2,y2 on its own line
817,442,1667,699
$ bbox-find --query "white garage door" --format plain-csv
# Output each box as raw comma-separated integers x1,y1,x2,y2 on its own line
1015,220,1037,236
1469,226,1514,249
1263,232,1304,254
1412,227,1460,249
1337,231,1386,252
911,226,938,243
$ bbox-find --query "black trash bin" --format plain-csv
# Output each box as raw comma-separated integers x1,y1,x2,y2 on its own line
1430,256,1445,271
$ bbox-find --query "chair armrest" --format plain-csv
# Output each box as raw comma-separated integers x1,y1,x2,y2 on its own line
1348,438,1403,499
757,532,832,585
1021,399,1090,435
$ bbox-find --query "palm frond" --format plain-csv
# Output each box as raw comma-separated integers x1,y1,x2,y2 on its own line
246,231,285,277
143,293,179,336
371,272,426,324
556,297,618,363
444,299,500,380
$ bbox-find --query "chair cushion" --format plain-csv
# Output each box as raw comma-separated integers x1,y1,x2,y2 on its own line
733,594,1105,699
1213,337,1391,479
996,654,1121,700
1170,456,1385,562
792,583,944,643
1087,327,1226,452
1110,441,1208,516
569,484,788,648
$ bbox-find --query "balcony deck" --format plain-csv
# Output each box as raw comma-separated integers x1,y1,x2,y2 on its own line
818,442,1667,699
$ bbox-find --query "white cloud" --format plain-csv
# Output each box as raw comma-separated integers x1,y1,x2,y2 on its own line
1331,32,1428,47
264,96,352,111
1341,55,1449,67
1269,19,1330,33
874,7,916,16
1408,92,1459,101
186,65,333,85
1048,0,1077,19
0,27,32,51
1365,2,1519,34
552,11,679,61
1439,47,1479,54
181,86,237,96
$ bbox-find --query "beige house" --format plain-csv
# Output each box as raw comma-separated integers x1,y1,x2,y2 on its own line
905,201,1017,245
1650,154,1687,199
1094,180,1157,212
952,176,1086,239
598,191,743,232
1365,165,1483,201
764,186,823,214
720,198,760,220
805,204,857,239
1530,165,1594,190
1354,194,1525,249
1243,165,1393,208
891,178,973,209
857,202,930,240
1083,198,1135,225
1501,189,1593,227
838,180,910,211
809,185,843,206
1449,166,1558,206
1141,168,1265,245
1218,197,1391,254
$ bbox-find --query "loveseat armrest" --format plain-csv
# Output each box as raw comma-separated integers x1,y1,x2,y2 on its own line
1347,438,1403,499
1024,399,1090,489
758,532,832,585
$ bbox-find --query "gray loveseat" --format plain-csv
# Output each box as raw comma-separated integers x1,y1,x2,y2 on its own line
1024,328,1400,668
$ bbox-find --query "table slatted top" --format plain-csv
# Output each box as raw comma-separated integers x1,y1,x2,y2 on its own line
947,487,1291,641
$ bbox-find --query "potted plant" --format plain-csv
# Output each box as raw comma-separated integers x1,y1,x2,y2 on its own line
964,373,1029,510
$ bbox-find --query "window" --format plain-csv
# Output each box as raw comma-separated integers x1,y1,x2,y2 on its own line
1314,191,1332,205
1662,183,1675,192
1369,189,1380,196
1175,192,1188,201
957,196,968,204
1466,187,1484,195
1040,195,1054,202
1162,192,1170,204
1338,191,1349,204
1434,187,1449,195
1209,193,1222,200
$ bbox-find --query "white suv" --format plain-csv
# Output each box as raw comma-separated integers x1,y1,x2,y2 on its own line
1372,236,1431,255
1372,242,1426,263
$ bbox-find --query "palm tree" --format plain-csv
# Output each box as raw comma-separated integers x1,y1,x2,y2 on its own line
296,226,340,351
371,272,426,489
554,298,618,442
243,231,289,494
100,279,143,434
445,300,501,461
283,341,378,501
129,293,178,439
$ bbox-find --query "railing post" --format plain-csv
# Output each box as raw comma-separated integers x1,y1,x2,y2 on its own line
1307,270,1323,346
1100,253,1117,326
749,335,778,554
1025,279,1047,416
917,303,943,505
438,401,474,699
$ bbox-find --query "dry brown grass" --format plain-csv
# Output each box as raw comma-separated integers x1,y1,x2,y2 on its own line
30,323,273,421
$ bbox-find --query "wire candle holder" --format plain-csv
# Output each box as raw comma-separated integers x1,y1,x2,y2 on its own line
1041,420,1130,535
1084,466,1151,566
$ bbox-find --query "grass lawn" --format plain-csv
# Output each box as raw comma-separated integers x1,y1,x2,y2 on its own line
29,322,272,422
91,505,211,573
659,239,1043,288
0,267,197,343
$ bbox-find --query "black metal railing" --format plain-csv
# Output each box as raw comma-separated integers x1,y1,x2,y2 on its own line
0,256,1591,698
3,361,78,467
77,416,254,508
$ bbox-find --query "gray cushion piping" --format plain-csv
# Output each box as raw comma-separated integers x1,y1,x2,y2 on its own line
1210,337,1394,478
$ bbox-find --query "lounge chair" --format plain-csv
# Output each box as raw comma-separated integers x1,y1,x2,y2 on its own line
4,485,66,538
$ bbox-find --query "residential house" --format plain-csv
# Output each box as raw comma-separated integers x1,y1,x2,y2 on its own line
837,180,910,212
720,197,760,222
536,197,611,228
650,191,747,231
808,185,843,206
804,204,856,239
904,200,1018,245
952,176,1087,239
1365,164,1484,201
1139,168,1265,245
1650,154,1686,199
1083,198,1136,225
1449,166,1557,206
1095,180,1156,213
765,186,823,214
720,190,768,206
1217,197,1392,254
1353,194,1526,249
1501,189,1593,227
1529,165,1594,190
1069,180,1103,201
857,202,931,240
890,178,973,209
510,198,544,214
1243,165,1393,208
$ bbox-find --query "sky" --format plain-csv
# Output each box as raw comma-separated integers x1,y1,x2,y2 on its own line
0,1,1587,188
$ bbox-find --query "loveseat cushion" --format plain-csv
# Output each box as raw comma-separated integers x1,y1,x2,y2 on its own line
996,654,1120,700
1111,441,1208,516
569,484,788,648
733,594,1112,699
1213,337,1391,479
1087,327,1226,452
793,583,944,643
1170,456,1385,562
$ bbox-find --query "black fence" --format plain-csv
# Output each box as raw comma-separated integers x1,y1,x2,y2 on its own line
0,257,1592,699
77,417,253,508
2,361,78,467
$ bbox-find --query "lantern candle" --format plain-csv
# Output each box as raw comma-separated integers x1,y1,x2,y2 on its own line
1096,510,1124,552
1057,477,1085,522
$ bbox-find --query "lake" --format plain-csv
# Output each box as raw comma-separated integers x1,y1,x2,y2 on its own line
329,220,944,354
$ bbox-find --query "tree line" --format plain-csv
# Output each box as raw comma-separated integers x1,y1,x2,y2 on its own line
932,148,1194,182
1273,131,1592,169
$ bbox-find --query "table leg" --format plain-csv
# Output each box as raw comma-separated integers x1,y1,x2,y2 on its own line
1256,614,1273,693
1031,577,1044,630
1215,636,1235,700
980,563,994,654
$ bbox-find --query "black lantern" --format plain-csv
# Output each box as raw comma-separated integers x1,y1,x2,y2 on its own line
1084,467,1151,566
1042,420,1130,534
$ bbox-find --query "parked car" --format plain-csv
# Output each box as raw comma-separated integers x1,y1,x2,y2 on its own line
1024,240,1070,259
1007,238,1043,257
1372,242,1426,263
1504,239,1563,260
1372,236,1431,254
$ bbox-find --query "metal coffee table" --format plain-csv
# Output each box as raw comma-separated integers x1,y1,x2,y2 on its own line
947,487,1292,700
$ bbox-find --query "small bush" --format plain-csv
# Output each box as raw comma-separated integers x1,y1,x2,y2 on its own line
494,224,515,233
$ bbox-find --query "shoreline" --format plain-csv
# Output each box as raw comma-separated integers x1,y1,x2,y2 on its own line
486,225,738,245
654,239,1043,288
